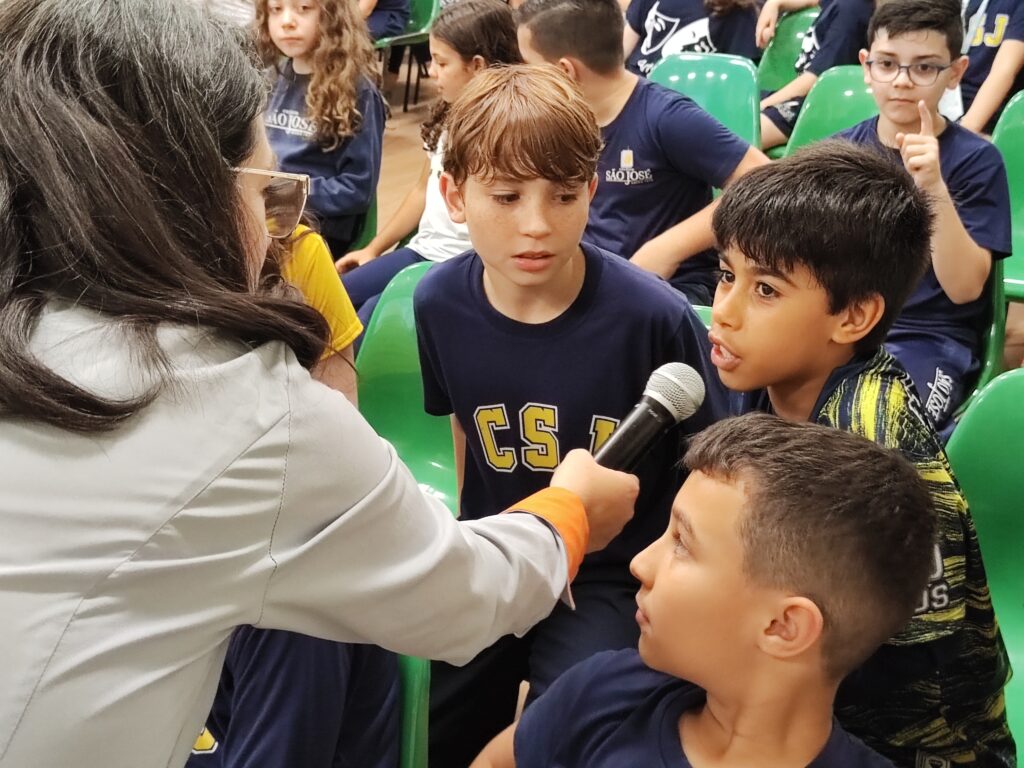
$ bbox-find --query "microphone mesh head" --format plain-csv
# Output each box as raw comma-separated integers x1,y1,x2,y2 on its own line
644,363,706,422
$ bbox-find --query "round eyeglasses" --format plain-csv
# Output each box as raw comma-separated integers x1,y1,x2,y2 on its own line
865,58,952,87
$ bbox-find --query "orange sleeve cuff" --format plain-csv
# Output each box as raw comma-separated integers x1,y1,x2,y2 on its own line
505,487,589,581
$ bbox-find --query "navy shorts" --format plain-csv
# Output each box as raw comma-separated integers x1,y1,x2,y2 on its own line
762,96,806,138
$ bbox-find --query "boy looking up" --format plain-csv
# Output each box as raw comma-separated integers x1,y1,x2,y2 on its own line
709,141,1015,767
837,0,1012,438
413,64,727,767
473,413,937,768
517,0,768,306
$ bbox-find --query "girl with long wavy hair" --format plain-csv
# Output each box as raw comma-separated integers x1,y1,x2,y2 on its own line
258,0,386,257
336,0,522,327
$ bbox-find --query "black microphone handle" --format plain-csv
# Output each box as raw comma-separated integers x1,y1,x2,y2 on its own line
593,395,677,472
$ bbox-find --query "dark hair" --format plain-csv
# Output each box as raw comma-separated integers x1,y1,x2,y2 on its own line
517,0,625,75
713,140,933,353
443,64,602,186
685,413,936,680
422,0,523,152
0,0,329,433
869,0,964,59
704,0,760,15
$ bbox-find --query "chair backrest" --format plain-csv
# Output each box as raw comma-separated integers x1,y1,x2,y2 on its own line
650,53,760,145
350,198,378,252
992,91,1024,302
399,655,430,768
356,261,457,512
783,65,878,156
945,368,1024,746
756,8,821,92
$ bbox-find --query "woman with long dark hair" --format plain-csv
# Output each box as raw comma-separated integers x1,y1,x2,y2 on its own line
0,2,636,766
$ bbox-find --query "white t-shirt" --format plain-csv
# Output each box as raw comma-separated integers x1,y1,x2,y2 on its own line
0,303,571,768
407,136,473,263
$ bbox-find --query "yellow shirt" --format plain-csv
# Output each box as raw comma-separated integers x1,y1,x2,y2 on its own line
280,226,362,356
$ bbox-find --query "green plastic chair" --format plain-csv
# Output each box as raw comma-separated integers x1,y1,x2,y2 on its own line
650,53,760,146
375,0,440,111
945,368,1024,750
693,304,712,328
756,8,821,93
349,198,378,252
356,261,455,768
992,91,1024,303
955,261,1006,417
782,65,878,156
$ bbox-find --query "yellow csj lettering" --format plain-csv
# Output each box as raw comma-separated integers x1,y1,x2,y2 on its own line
984,14,1008,47
972,13,987,45
520,404,560,471
589,415,620,454
475,405,517,472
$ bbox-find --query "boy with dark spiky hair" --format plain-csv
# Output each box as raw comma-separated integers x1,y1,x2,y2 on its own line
473,413,937,768
709,140,1014,766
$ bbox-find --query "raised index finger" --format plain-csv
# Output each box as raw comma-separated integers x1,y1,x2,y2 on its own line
918,100,935,137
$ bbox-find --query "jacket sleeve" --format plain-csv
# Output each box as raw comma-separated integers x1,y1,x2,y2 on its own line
306,85,385,218
256,362,577,666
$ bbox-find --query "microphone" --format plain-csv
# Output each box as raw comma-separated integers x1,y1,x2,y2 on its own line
594,363,706,472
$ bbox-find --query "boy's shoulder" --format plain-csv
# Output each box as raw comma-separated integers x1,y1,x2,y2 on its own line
412,251,477,309
938,120,1007,175
814,349,946,460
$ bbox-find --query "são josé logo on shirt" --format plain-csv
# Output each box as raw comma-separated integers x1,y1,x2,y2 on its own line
605,149,655,186
265,108,316,139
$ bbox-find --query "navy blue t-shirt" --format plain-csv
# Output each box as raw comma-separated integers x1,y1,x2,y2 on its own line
265,63,385,245
962,0,1024,123
187,627,399,768
515,649,896,767
837,118,1011,353
794,0,874,76
414,244,727,572
586,78,750,297
626,0,760,76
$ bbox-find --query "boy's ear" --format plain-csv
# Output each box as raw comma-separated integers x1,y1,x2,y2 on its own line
439,172,467,224
587,173,598,202
947,55,970,88
556,56,580,82
758,595,824,661
858,48,871,84
830,293,885,346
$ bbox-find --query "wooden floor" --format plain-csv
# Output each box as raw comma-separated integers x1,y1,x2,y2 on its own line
377,71,442,229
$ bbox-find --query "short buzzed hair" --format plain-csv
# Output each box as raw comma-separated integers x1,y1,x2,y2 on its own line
443,64,602,187
685,413,936,680
517,0,625,75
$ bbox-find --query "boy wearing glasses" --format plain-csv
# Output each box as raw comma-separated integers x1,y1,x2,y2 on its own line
837,0,1012,438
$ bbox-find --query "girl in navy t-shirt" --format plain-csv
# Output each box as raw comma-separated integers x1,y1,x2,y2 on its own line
258,0,386,257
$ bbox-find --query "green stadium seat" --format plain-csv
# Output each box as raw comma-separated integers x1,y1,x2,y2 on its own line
992,91,1024,303
959,261,1007,417
356,261,454,768
349,198,378,252
945,368,1024,752
375,0,440,112
693,304,712,328
756,8,820,93
783,65,878,156
650,53,760,145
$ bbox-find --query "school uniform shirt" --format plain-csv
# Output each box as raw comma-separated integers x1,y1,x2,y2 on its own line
406,137,472,263
625,0,760,76
265,63,386,247
793,0,874,77
187,627,398,768
514,649,896,767
585,78,750,299
733,349,1015,768
962,0,1024,124
837,118,1011,419
0,301,583,768
414,244,728,575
